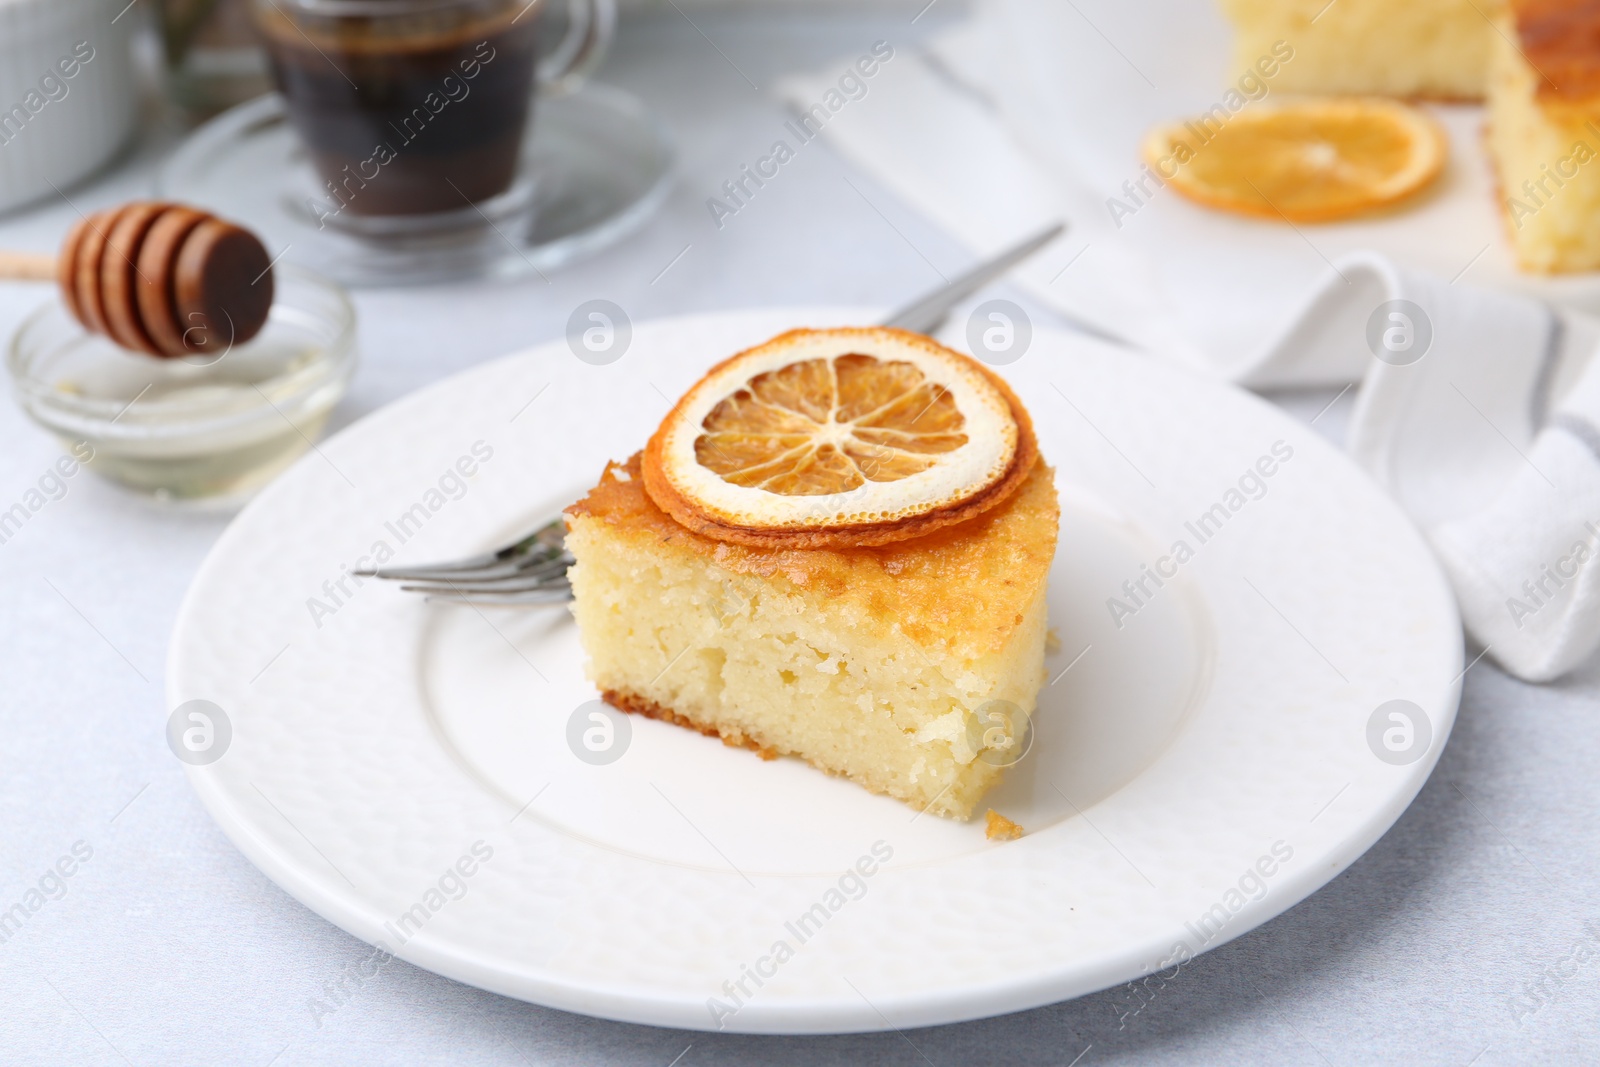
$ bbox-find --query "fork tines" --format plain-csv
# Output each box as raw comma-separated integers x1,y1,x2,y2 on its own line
359,516,575,604
401,580,573,605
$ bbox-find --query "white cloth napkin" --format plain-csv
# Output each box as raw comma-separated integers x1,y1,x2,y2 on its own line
775,31,1600,681
1253,255,1600,681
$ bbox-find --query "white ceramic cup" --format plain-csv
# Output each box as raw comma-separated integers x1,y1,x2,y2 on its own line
0,0,139,214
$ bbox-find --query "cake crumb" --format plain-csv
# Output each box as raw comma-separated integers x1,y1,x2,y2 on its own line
985,810,1024,841
1044,627,1062,655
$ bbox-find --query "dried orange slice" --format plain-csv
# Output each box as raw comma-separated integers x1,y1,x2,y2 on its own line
642,327,1038,549
1142,98,1446,222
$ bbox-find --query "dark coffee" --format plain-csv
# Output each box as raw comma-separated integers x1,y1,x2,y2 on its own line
258,5,539,217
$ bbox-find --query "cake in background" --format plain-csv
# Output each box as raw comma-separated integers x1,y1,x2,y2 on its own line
1216,0,1600,274
1218,0,1490,99
1489,0,1600,272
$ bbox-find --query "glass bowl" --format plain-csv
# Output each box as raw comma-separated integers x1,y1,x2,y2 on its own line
7,265,356,506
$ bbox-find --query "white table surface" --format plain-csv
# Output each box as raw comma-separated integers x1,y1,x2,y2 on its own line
3,6,1599,1065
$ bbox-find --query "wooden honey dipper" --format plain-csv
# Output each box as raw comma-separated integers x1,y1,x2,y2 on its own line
0,201,274,359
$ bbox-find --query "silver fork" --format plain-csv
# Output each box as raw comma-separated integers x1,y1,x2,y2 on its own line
363,221,1092,604
355,516,574,603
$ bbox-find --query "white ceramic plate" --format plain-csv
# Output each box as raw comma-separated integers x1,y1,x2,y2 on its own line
168,309,1463,1034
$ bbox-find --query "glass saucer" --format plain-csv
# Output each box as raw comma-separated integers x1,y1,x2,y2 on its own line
157,84,675,287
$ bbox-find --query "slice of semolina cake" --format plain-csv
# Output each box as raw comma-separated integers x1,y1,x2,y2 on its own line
564,453,1058,820
1489,0,1600,272
1218,0,1490,99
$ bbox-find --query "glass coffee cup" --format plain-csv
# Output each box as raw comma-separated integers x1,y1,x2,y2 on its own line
253,0,614,225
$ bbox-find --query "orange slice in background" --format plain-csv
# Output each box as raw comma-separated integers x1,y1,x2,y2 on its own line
642,327,1038,549
1143,98,1447,222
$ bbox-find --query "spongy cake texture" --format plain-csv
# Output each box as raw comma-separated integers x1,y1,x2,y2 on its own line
564,453,1059,820
1219,0,1490,99
1489,0,1600,272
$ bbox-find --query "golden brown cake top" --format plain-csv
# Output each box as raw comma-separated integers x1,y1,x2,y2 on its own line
1512,0,1600,102
567,452,1059,659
